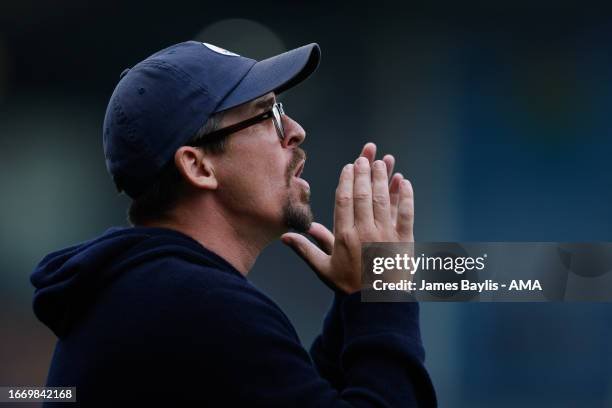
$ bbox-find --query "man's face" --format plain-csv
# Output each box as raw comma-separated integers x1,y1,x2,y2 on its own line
210,92,313,235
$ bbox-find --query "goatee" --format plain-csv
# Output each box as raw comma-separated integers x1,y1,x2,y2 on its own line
283,199,313,233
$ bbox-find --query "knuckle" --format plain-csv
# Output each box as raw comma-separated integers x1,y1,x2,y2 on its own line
372,193,389,206
335,194,351,206
398,212,414,222
353,191,371,201
399,200,414,212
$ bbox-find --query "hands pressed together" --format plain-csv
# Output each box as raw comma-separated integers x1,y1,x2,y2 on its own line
282,143,414,294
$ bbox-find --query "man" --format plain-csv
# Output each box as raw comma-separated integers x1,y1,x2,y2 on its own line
31,41,437,406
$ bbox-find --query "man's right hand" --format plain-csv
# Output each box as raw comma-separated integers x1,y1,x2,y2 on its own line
282,156,414,294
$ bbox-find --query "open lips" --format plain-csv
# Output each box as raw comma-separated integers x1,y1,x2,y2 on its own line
294,161,305,178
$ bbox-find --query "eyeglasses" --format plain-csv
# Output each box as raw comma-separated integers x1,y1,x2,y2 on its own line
192,102,286,146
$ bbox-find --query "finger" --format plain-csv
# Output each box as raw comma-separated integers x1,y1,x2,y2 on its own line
281,233,339,291
353,157,374,228
371,160,392,226
281,233,329,272
383,154,395,180
359,142,376,163
396,179,414,241
389,173,403,223
334,163,354,235
308,222,335,255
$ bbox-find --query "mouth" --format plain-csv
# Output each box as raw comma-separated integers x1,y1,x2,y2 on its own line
294,161,305,178
290,158,310,197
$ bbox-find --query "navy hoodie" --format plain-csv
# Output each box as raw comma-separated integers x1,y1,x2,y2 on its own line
31,226,437,407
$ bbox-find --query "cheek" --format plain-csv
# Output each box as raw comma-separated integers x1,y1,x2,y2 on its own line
218,152,287,206
242,145,287,185
258,158,289,202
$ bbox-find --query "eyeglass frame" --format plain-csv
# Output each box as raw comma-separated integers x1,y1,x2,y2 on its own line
190,102,286,147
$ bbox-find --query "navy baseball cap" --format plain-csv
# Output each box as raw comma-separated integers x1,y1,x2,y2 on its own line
103,41,321,199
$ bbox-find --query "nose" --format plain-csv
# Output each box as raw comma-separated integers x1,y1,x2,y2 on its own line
280,114,306,149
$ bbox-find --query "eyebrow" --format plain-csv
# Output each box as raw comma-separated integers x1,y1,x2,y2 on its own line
253,95,276,112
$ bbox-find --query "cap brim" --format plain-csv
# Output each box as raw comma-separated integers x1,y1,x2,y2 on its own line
214,43,321,112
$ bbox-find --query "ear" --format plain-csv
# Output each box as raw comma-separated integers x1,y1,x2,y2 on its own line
174,146,218,191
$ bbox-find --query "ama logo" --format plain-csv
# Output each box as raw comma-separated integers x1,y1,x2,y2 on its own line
509,280,542,291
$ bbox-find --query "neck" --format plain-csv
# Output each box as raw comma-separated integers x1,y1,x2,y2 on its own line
142,198,276,276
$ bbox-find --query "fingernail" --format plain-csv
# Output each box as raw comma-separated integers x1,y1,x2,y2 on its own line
374,160,384,169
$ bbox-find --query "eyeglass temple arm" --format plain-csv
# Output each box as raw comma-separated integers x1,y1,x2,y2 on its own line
191,110,274,145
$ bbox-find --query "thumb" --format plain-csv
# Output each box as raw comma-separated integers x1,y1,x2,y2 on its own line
281,233,329,272
282,233,342,292
308,222,335,255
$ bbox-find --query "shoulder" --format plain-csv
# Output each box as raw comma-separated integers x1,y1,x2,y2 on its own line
118,252,248,297
118,255,292,326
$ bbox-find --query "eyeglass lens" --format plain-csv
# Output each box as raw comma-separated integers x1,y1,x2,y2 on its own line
273,103,284,139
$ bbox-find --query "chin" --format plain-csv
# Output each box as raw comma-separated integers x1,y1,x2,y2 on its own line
283,200,313,233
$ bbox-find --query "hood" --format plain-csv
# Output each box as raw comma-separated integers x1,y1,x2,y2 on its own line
30,226,239,338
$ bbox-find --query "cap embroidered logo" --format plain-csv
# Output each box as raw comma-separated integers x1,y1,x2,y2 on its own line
202,43,240,57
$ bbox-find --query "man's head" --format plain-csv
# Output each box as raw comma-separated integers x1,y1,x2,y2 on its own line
103,41,320,236
170,92,313,235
